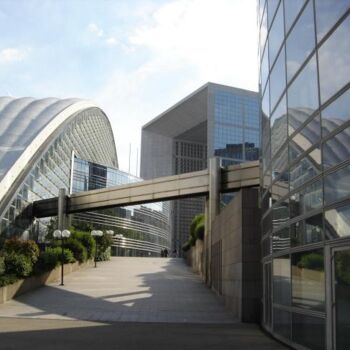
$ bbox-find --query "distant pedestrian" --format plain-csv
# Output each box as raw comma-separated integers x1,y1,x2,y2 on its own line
160,249,164,257
163,248,168,257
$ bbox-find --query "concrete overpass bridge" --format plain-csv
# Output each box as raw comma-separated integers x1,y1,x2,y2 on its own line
32,159,259,218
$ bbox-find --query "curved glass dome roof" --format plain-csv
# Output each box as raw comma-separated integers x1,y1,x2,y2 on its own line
0,97,118,204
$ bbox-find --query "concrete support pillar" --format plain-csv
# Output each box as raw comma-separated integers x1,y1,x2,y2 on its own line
206,157,220,286
58,188,66,231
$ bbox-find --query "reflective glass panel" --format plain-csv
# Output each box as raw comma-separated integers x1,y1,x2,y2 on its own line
318,15,350,103
292,313,325,350
261,41,269,91
267,0,281,28
272,199,289,230
291,214,323,246
269,2,284,65
325,203,350,239
289,115,321,160
325,164,350,204
271,95,287,158
273,308,291,340
286,0,315,82
315,0,350,42
289,151,320,191
290,180,323,218
272,145,288,180
287,55,319,121
321,88,350,136
271,176,288,202
284,0,306,32
270,48,286,111
292,249,325,311
272,226,290,252
273,255,291,305
260,6,268,58
323,126,350,169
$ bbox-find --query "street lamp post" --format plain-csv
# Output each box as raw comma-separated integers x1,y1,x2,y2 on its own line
91,230,103,267
53,229,71,286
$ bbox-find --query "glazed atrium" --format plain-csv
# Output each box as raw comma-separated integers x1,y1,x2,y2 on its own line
0,97,170,257
259,0,350,349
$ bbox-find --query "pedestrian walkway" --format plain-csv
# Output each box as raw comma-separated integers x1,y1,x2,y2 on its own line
0,257,286,349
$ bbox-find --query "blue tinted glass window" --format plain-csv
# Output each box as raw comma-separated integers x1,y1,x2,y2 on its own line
287,55,319,121
325,164,350,204
284,0,306,32
315,0,350,42
271,95,287,158
289,115,321,160
269,2,284,65
323,126,350,169
260,5,268,55
319,15,350,103
286,0,315,82
322,88,350,135
268,0,281,28
270,48,286,111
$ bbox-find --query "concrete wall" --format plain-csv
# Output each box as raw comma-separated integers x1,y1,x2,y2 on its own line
188,188,261,323
211,188,261,322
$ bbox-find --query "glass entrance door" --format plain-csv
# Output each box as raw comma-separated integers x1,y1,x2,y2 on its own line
333,247,350,350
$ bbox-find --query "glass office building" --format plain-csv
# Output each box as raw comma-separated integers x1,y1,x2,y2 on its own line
141,83,260,255
0,96,170,257
258,1,350,349
71,156,171,257
0,97,117,241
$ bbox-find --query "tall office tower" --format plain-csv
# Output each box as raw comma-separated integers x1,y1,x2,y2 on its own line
141,82,260,255
258,1,350,349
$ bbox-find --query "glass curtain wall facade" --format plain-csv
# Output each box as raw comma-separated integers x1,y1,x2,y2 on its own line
141,83,260,255
259,1,350,349
72,157,171,257
0,98,117,242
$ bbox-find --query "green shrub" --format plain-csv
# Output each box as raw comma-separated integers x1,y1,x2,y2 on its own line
0,274,18,287
65,238,87,263
33,250,59,275
4,238,39,265
96,247,111,261
0,255,5,275
46,247,76,264
71,231,96,259
4,253,32,277
189,214,205,245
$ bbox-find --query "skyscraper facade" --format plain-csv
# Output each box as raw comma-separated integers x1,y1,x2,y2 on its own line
259,1,350,349
141,82,260,255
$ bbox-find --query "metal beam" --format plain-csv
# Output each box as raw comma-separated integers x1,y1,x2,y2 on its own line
32,160,259,218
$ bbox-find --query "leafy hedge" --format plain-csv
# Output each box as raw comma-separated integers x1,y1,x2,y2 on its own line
4,252,32,277
3,238,39,265
70,229,96,260
182,214,205,251
64,238,87,263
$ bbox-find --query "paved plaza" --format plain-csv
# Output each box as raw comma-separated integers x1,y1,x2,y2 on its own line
0,257,286,349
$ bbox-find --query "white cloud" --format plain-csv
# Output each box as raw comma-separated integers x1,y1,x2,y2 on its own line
88,22,104,37
94,0,259,172
0,48,28,63
105,37,118,46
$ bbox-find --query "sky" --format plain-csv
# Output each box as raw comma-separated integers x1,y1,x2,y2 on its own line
0,0,259,174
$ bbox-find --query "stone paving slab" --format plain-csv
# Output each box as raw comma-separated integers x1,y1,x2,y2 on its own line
0,317,287,350
0,257,235,324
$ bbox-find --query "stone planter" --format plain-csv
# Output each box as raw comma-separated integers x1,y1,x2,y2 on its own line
0,259,94,304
